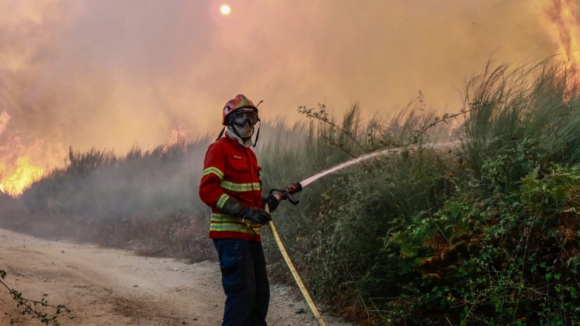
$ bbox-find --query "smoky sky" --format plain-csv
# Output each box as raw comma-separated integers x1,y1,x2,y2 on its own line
0,0,559,165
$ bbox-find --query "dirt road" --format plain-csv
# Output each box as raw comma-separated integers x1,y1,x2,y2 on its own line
0,228,352,326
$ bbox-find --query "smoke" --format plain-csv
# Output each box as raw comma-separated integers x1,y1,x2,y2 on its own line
0,0,558,166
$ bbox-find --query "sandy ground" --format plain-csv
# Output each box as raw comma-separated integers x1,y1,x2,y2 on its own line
0,228,353,326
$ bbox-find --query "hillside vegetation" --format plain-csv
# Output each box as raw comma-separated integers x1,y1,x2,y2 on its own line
1,60,580,325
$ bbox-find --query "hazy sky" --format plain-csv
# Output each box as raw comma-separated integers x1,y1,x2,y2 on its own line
0,0,562,166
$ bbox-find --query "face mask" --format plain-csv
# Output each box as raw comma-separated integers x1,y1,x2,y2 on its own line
233,122,254,139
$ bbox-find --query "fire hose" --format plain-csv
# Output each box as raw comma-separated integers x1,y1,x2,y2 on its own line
267,182,328,326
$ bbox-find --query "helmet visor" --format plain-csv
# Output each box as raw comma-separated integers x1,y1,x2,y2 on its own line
230,111,259,126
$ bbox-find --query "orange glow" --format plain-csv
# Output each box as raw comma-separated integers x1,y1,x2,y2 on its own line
0,157,45,197
543,0,580,92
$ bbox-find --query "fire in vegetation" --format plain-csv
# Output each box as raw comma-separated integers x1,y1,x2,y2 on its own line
0,157,45,197
543,0,580,90
0,111,47,197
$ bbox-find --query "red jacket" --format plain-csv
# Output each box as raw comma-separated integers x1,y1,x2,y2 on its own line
199,135,264,242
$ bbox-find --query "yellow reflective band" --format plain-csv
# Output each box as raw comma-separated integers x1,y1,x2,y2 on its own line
220,180,261,192
211,224,258,234
217,194,230,209
211,213,260,226
203,167,224,179
210,213,262,234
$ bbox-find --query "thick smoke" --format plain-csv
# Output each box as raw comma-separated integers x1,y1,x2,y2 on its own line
0,0,558,166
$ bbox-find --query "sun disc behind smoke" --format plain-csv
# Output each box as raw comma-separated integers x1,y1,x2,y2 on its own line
220,4,231,15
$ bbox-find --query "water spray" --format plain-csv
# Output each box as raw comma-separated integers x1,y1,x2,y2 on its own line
272,146,419,203
268,146,408,207
300,146,406,187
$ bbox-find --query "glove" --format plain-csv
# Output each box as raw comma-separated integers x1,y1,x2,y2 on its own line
263,194,279,212
239,207,272,225
221,197,272,225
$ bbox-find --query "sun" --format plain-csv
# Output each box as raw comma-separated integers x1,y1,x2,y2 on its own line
220,4,231,15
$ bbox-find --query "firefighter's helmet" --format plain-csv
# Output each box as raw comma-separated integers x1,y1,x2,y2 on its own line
222,94,258,126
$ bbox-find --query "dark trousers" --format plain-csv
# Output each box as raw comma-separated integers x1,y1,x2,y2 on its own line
213,238,270,326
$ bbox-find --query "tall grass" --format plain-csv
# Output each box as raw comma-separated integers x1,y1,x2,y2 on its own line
461,61,580,180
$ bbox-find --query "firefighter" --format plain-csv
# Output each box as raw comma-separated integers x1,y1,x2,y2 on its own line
199,94,279,325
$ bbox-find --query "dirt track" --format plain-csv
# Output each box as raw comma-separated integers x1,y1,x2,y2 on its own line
0,228,352,326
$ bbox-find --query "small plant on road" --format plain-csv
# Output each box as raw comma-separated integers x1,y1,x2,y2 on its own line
0,269,71,325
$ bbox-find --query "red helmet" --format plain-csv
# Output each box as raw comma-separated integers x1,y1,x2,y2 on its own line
222,94,258,125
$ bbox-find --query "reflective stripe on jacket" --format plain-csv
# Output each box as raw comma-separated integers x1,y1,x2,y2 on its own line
199,135,264,242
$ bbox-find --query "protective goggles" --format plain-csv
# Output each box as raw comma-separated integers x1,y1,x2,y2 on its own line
229,110,259,126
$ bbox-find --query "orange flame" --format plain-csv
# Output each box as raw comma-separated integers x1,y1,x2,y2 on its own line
543,0,580,91
0,156,45,197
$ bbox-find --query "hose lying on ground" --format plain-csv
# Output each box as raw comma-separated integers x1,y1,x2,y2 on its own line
266,205,327,326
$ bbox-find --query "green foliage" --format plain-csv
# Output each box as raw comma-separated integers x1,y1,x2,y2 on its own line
306,147,450,303
387,162,580,325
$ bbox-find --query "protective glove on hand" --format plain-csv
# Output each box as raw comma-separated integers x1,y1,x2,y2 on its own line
263,194,279,212
239,207,272,225
221,197,272,225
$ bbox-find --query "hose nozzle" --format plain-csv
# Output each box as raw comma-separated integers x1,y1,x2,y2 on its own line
286,182,302,195
270,182,302,205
